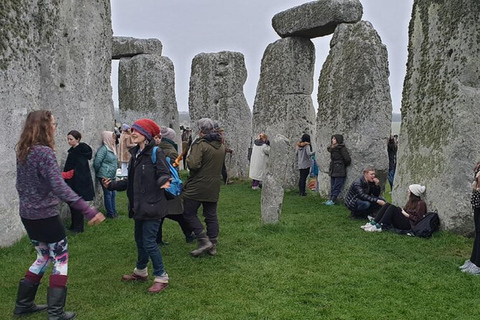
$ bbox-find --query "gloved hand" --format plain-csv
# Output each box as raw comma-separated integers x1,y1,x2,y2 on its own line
62,169,74,180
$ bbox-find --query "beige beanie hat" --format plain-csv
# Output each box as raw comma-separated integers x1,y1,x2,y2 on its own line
409,184,426,197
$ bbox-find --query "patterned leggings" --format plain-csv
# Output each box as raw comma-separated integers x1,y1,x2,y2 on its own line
26,238,69,287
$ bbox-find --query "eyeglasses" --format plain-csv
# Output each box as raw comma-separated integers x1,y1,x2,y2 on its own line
52,122,58,128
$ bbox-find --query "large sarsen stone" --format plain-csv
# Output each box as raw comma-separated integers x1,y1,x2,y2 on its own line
394,0,480,234
188,51,252,178
252,37,316,189
119,54,180,138
272,0,363,38
316,21,392,199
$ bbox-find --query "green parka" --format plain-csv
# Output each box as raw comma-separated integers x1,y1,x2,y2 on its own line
183,135,225,202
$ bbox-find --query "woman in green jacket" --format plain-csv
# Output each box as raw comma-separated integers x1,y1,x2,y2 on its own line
94,131,118,218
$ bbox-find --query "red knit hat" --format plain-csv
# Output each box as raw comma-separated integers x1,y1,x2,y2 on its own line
131,119,160,141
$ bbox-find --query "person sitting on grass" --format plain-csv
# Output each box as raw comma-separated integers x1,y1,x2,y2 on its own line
344,167,386,219
361,184,426,232
103,119,171,293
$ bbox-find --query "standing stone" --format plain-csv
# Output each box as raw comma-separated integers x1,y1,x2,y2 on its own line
316,21,392,200
0,0,114,247
112,36,163,59
188,51,252,178
394,0,480,234
119,54,180,142
252,37,316,189
262,134,291,224
272,0,363,38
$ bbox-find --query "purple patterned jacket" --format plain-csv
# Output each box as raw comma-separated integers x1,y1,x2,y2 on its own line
16,145,96,220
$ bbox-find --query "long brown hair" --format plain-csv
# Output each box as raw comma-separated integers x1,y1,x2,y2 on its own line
404,192,421,212
17,110,55,162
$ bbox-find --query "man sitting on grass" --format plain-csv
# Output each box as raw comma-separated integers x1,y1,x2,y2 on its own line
344,166,386,219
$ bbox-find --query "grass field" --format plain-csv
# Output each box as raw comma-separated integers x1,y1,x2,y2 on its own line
1,176,479,319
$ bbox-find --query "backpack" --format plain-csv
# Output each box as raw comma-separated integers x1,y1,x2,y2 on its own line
411,211,440,238
151,146,183,199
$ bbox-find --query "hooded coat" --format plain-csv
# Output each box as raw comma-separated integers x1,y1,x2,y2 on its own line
63,142,95,201
249,139,270,181
183,133,225,202
327,134,351,177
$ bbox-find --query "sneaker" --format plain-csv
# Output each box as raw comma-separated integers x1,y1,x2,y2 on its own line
364,224,382,232
122,273,148,282
252,186,260,190
460,259,473,270
463,263,480,275
360,222,375,230
367,215,374,222
325,200,335,206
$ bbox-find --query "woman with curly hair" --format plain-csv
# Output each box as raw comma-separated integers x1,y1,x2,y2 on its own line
14,110,104,319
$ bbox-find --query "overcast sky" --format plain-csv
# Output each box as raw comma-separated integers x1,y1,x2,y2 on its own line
111,0,414,114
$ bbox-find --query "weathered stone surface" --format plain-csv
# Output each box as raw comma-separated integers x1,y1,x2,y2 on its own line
252,37,316,188
119,54,180,145
394,1,480,234
316,21,392,199
112,36,163,59
188,51,252,178
262,134,291,224
0,0,114,247
272,0,363,39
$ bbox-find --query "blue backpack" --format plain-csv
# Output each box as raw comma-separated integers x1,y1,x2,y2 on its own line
151,146,183,199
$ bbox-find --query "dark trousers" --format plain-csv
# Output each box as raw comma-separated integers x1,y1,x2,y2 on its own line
470,208,480,266
330,177,346,201
183,198,219,241
374,203,410,230
69,206,84,233
299,168,310,196
156,214,192,243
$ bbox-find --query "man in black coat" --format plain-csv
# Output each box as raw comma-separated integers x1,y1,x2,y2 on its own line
344,167,386,219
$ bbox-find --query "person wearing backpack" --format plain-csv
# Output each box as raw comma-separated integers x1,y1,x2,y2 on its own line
361,184,426,232
154,127,195,245
183,118,225,256
103,119,171,293
460,162,480,274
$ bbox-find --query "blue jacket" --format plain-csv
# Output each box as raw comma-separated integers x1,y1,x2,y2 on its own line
93,145,118,179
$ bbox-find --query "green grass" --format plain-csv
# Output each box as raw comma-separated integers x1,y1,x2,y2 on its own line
1,175,479,319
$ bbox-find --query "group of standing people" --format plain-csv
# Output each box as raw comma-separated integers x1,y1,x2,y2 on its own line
13,110,227,319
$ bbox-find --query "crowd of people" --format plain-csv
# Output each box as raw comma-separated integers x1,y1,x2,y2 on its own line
11,110,479,319
12,111,226,319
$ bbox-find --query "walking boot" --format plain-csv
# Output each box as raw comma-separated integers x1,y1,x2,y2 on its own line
207,237,218,256
47,287,76,320
13,278,47,316
190,232,213,257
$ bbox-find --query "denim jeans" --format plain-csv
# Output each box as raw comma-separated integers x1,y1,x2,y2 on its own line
351,198,385,219
134,220,166,277
330,177,346,200
99,178,117,217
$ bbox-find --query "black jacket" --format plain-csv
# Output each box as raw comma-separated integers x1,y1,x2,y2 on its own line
63,142,95,201
344,175,381,211
327,135,351,178
110,140,171,220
